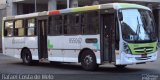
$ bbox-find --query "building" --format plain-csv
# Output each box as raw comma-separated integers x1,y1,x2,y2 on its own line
0,0,160,51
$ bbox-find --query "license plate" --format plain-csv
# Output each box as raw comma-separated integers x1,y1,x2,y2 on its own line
141,54,147,58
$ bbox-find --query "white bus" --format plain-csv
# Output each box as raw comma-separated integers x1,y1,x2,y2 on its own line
2,3,158,70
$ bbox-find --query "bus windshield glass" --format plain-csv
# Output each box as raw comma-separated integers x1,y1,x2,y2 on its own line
119,9,157,43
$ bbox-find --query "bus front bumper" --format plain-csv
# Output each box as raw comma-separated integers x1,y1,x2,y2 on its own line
116,51,158,65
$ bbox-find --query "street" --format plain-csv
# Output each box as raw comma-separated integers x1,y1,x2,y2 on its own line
0,50,160,80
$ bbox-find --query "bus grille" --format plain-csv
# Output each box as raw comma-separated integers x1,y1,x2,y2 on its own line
134,47,154,54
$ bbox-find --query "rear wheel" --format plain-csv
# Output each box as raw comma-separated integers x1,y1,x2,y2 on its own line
22,49,33,65
81,50,98,71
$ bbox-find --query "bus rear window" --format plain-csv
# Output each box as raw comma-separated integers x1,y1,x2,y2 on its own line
4,21,14,37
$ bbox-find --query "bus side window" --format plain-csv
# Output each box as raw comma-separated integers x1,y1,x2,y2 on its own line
68,13,81,34
81,13,87,34
15,20,25,36
27,19,36,36
82,11,99,34
49,15,62,35
63,15,69,34
5,21,14,37
63,13,81,35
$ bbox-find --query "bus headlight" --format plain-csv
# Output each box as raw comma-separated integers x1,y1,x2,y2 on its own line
123,43,132,54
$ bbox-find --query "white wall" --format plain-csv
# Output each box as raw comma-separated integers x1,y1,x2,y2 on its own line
0,0,6,4
0,0,6,9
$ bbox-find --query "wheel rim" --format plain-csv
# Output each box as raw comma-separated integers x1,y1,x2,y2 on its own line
83,55,93,67
24,53,30,63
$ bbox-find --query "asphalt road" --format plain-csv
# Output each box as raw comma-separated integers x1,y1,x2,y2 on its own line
0,50,160,80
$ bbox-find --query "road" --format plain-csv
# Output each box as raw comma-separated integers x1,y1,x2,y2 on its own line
0,50,160,80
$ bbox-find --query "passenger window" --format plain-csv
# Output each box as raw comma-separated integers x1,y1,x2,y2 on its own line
69,14,82,34
49,15,62,35
5,21,14,36
82,11,99,34
15,20,25,36
27,19,36,36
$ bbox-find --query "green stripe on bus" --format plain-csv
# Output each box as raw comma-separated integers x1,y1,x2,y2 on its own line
72,5,99,12
48,40,53,49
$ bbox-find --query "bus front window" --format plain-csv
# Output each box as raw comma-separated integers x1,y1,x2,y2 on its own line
119,9,157,43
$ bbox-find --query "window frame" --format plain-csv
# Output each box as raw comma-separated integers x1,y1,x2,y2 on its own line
81,10,100,35
14,19,25,37
62,10,100,36
63,13,82,35
26,18,37,37
48,15,63,36
4,20,14,37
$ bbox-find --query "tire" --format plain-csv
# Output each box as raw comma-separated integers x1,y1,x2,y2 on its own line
50,61,60,65
32,60,39,65
22,49,33,65
81,50,98,71
115,65,127,69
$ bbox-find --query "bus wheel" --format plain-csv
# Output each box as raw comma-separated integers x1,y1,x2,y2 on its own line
81,50,98,71
115,65,127,69
22,49,33,65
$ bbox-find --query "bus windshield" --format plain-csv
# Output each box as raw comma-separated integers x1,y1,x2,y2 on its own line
119,9,157,43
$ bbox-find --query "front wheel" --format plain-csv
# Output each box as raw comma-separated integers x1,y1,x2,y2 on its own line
81,50,98,71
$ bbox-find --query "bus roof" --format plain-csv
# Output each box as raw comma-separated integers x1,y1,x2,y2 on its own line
3,3,150,20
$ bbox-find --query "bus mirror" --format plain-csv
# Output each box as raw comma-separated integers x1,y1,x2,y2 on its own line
118,11,123,21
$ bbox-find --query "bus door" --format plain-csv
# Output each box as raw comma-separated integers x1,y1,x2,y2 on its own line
100,10,116,63
38,18,48,60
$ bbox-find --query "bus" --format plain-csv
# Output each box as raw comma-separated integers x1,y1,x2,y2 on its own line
2,3,158,70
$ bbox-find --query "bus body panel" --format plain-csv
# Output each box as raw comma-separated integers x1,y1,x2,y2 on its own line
24,37,39,60
3,37,15,57
79,35,101,64
80,35,100,50
47,35,101,63
48,36,64,62
13,37,25,59
3,37,39,60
